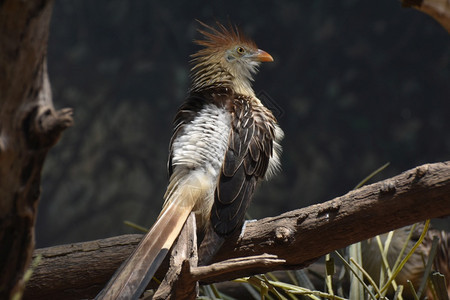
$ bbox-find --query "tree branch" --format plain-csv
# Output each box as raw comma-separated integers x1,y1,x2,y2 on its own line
25,234,143,299
211,162,450,274
0,1,72,298
25,161,450,299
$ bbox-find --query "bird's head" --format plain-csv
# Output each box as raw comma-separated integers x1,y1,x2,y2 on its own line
190,21,273,96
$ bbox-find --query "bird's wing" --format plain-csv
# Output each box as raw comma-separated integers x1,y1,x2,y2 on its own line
211,95,275,236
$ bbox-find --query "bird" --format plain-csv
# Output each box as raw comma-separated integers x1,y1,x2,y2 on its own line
96,21,283,299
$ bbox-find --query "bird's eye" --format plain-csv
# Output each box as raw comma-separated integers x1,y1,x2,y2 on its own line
236,47,245,54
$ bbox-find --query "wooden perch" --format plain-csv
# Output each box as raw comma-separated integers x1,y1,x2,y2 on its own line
24,161,450,299
25,235,142,300
0,0,73,298
152,213,287,299
208,161,450,279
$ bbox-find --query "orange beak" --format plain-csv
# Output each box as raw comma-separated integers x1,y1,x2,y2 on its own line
254,49,274,62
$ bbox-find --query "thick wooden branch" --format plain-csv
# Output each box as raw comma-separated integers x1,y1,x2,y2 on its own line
0,0,73,298
25,235,143,300
153,213,287,299
210,161,450,279
25,161,450,299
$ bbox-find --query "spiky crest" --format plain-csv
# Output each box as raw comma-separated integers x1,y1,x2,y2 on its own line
189,21,262,95
192,21,257,58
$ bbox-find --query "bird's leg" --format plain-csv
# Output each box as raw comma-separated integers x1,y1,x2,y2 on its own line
198,219,258,266
198,226,225,266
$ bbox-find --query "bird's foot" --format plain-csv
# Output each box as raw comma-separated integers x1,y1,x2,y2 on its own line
239,219,257,239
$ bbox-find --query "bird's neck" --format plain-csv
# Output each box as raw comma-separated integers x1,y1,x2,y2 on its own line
230,71,256,97
190,62,256,98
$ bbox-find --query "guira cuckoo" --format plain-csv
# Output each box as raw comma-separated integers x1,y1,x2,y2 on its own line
97,21,283,299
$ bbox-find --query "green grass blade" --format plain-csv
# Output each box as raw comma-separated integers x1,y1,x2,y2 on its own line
260,274,289,300
349,257,382,297
390,224,417,274
393,285,404,300
430,272,450,300
380,220,430,295
240,281,264,300
294,269,316,291
407,280,420,300
353,162,390,189
266,280,333,300
416,235,439,298
348,242,366,299
123,220,149,232
325,254,335,296
335,250,377,300
287,270,299,286
374,233,401,298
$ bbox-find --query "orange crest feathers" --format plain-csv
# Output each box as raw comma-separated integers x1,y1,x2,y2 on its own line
192,21,258,57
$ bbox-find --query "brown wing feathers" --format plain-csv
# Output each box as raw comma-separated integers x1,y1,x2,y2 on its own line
212,95,275,236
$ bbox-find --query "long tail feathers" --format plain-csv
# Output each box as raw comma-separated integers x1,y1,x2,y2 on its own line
96,181,200,300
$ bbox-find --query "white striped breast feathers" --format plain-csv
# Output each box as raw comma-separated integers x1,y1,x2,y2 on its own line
171,104,231,179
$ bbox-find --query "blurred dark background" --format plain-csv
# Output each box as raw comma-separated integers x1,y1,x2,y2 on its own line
37,0,450,248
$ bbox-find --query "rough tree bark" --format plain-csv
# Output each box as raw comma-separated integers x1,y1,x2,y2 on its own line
0,0,72,299
24,161,450,300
